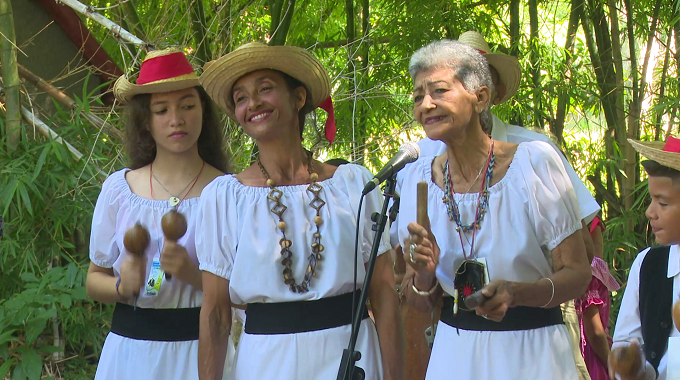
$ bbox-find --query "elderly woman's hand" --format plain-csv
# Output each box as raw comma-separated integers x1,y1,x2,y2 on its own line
473,279,517,322
404,222,439,291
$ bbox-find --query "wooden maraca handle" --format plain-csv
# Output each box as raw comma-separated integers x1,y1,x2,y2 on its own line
464,290,488,309
416,181,428,228
161,209,188,280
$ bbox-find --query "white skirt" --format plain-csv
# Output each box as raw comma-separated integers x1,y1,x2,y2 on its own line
426,322,578,380
232,318,383,380
95,332,235,380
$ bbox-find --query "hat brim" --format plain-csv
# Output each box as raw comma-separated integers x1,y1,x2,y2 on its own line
628,138,680,171
199,44,331,121
113,73,200,104
485,54,521,104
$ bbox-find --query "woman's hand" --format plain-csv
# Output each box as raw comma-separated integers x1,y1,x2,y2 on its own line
473,279,516,322
118,255,146,299
404,222,439,290
161,239,201,287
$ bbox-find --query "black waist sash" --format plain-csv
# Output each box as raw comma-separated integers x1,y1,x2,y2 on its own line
441,296,564,331
245,290,368,335
110,302,200,341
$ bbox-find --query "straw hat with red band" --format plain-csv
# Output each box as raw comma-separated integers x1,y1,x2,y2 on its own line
629,136,680,171
113,48,199,104
458,31,522,104
200,42,336,144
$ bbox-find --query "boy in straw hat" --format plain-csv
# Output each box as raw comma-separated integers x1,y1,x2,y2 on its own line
608,137,680,380
87,47,231,380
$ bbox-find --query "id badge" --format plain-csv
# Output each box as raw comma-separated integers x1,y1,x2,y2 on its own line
145,258,164,296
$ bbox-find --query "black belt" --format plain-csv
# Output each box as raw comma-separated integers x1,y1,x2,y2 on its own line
245,290,368,335
110,303,200,341
441,296,563,331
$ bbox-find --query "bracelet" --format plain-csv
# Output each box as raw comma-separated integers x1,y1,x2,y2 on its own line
115,277,122,299
540,277,555,308
412,279,439,296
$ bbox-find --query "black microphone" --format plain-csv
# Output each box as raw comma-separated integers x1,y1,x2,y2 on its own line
362,142,420,195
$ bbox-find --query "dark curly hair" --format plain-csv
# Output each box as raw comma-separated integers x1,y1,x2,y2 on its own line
124,86,231,173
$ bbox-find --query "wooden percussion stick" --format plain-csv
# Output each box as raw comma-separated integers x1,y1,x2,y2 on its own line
417,181,428,227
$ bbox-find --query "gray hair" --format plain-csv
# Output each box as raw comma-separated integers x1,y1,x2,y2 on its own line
409,39,495,133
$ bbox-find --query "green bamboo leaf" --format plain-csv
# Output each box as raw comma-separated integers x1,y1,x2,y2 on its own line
19,347,41,380
16,181,33,216
32,145,50,181
0,358,14,379
0,178,17,215
37,345,62,354
24,317,48,345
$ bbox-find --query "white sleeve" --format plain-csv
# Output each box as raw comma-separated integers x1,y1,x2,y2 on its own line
89,174,123,268
196,177,238,280
344,165,391,263
611,248,657,380
520,141,582,251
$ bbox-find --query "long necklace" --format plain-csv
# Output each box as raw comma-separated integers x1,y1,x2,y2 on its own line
258,151,325,294
150,161,205,207
442,139,495,260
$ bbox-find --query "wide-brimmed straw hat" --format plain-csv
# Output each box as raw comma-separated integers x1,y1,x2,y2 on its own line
113,48,199,104
628,136,680,171
458,31,522,104
199,42,336,143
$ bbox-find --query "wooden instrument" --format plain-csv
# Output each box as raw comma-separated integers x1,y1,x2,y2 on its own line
161,209,188,279
674,299,680,332
609,340,643,379
416,181,428,228
122,223,150,297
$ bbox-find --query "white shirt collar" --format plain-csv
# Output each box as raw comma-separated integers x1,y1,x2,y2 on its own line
669,244,680,278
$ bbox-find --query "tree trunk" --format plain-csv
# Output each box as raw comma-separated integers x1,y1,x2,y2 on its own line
655,30,672,140
552,0,581,146
509,0,521,125
269,0,296,46
0,0,21,151
191,0,212,63
528,0,543,129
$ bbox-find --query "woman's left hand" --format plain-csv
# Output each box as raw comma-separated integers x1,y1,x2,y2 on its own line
473,279,516,322
161,239,198,285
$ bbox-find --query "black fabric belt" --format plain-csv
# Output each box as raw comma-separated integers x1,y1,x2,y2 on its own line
245,290,369,335
440,296,564,331
110,302,200,342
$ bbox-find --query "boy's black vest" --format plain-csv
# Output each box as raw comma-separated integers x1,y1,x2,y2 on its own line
639,245,674,372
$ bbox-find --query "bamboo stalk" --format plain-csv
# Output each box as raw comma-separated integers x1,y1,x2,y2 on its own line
57,0,145,48
17,63,123,141
0,0,21,150
190,0,212,63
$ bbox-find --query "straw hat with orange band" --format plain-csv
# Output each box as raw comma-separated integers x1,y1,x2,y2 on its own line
200,42,336,144
113,48,199,104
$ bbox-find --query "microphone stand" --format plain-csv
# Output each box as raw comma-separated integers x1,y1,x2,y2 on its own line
337,174,398,380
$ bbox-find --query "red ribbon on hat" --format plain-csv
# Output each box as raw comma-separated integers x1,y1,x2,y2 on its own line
663,136,680,153
319,96,336,144
137,52,195,85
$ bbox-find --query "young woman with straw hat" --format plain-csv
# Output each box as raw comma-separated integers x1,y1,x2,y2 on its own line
196,42,404,380
86,47,230,380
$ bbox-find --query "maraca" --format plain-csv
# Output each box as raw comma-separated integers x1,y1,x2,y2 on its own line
609,340,644,380
161,209,187,279
673,299,680,332
122,223,150,297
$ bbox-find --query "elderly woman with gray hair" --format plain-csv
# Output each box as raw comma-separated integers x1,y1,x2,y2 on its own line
392,39,592,379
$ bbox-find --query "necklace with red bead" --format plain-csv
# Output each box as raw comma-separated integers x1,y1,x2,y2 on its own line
257,150,325,293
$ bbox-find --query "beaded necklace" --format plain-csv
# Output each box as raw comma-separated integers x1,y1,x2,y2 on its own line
442,139,495,260
257,151,325,293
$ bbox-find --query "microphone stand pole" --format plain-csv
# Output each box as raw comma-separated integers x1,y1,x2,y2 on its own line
337,174,398,380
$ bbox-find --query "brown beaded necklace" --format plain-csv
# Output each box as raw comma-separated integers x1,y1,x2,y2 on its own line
257,151,325,293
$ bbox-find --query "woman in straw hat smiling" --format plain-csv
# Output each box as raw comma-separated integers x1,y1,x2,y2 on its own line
196,42,403,380
86,47,230,380
393,39,592,380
